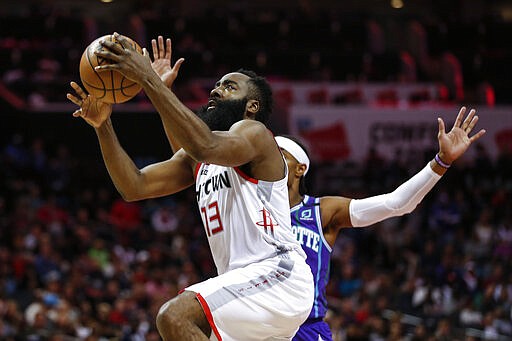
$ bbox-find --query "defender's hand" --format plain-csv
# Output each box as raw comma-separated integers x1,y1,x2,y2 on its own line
437,106,486,164
151,36,184,88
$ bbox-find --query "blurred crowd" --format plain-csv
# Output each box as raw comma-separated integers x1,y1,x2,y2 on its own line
1,130,512,340
0,1,510,108
1,133,212,340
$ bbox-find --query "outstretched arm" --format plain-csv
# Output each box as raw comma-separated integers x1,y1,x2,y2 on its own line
321,107,486,245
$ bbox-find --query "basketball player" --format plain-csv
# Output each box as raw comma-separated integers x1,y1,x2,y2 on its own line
67,32,314,341
274,106,485,341
125,36,485,341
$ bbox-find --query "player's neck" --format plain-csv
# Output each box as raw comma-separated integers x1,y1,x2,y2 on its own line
289,190,304,208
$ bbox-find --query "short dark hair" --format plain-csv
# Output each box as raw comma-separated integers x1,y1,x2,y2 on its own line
236,68,273,124
279,134,310,196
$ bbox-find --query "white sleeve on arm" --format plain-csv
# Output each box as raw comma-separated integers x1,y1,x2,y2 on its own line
349,162,442,227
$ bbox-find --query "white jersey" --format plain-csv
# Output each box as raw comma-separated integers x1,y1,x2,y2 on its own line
195,162,305,275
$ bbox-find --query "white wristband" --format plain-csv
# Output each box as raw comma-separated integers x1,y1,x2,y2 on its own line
349,162,441,227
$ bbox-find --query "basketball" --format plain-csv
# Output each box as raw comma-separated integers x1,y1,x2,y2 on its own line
79,34,143,104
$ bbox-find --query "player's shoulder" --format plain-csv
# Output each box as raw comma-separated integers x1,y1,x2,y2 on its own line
230,118,267,131
230,119,274,143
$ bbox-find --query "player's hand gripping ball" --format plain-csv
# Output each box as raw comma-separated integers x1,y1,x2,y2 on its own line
79,34,142,104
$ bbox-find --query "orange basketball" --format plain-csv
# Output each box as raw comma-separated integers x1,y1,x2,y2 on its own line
79,34,143,104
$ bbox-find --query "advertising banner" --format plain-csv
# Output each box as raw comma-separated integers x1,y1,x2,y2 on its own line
288,105,512,162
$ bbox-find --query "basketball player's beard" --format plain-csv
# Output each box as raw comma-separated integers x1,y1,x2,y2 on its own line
195,98,248,131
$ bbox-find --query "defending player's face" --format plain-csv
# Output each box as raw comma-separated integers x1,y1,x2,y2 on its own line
281,149,297,168
281,149,302,189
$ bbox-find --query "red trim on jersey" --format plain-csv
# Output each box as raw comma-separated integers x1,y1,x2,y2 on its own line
194,163,203,180
234,167,258,184
196,293,222,341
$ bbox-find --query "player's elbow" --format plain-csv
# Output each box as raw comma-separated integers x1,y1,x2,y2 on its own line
117,189,140,202
386,197,418,216
121,193,139,202
115,183,146,202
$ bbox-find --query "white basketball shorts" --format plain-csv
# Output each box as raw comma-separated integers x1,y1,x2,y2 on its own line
184,250,314,341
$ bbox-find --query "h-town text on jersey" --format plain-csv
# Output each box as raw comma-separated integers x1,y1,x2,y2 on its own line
196,170,232,201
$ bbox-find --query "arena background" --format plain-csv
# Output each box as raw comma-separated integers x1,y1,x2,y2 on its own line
1,0,511,340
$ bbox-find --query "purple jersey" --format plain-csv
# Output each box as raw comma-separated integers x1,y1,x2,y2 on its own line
293,318,333,341
290,195,332,320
